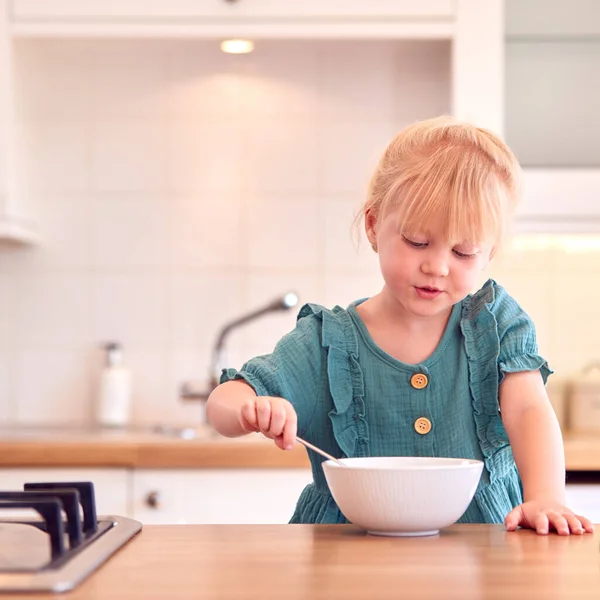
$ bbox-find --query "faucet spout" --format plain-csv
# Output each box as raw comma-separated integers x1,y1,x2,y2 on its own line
180,292,299,403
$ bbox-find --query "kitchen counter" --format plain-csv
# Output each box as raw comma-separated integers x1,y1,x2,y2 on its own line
0,427,598,470
0,426,309,468
15,524,600,600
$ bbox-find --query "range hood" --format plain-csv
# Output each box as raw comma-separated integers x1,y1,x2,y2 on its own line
0,213,40,245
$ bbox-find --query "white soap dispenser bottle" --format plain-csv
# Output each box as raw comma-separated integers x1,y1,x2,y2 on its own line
96,342,132,428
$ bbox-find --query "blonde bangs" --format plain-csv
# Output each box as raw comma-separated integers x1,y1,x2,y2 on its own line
391,150,509,246
361,116,521,248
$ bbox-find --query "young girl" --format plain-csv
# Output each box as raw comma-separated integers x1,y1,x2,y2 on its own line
207,116,594,536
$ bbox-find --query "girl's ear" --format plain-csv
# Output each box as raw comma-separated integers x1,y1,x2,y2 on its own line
365,209,378,247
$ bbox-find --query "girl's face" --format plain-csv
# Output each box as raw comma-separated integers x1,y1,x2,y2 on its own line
367,210,494,319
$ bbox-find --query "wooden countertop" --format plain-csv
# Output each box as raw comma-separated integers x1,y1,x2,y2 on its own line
0,428,598,470
17,524,600,600
0,428,310,469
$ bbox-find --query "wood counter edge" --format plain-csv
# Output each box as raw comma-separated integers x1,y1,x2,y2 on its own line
0,432,597,470
0,440,311,469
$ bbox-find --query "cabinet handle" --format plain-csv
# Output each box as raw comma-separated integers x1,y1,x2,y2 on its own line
145,491,161,509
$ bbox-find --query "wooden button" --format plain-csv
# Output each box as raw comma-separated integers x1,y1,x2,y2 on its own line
414,417,432,435
410,373,428,389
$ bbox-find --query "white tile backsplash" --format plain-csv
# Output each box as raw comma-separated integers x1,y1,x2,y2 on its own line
242,120,319,193
171,194,243,269
240,271,324,359
239,41,320,119
323,272,385,310
168,120,243,193
91,194,171,269
9,38,591,426
323,197,380,272
319,41,398,120
16,121,90,195
0,351,9,424
12,273,92,347
91,121,168,192
90,41,170,121
321,121,397,193
245,196,321,270
0,274,9,424
14,347,92,425
14,40,93,121
123,346,171,426
168,42,243,120
91,273,170,346
171,272,244,352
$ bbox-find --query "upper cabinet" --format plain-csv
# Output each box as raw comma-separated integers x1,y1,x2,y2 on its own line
10,0,456,38
505,0,600,232
0,0,39,245
505,0,600,167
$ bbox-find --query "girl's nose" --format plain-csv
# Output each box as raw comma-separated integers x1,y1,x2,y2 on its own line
420,253,449,277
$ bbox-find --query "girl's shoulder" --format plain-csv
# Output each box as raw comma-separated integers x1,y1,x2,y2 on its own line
463,278,536,342
296,302,359,354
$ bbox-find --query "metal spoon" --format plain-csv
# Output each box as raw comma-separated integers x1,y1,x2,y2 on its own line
296,436,347,468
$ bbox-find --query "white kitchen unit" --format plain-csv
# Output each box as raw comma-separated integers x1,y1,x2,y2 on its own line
10,1,456,39
565,484,600,525
132,469,313,524
505,0,600,232
0,0,39,244
0,468,130,516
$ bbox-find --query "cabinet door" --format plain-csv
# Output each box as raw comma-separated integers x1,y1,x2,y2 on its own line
515,169,600,232
505,42,600,167
506,0,600,36
566,484,600,524
12,1,455,20
0,468,130,517
133,469,313,524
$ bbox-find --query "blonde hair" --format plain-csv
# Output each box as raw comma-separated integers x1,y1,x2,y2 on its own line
359,116,522,246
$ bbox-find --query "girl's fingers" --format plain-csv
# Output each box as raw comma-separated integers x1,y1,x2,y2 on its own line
256,397,272,433
281,404,298,450
574,515,595,534
268,404,287,438
240,400,259,432
547,512,569,536
504,506,522,531
564,513,585,535
534,513,550,535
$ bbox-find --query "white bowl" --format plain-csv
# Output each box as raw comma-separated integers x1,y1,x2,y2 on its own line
322,456,484,537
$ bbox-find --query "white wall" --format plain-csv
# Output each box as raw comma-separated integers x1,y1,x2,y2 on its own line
0,38,594,427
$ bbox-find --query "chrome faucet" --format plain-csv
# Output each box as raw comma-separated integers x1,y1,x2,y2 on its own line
179,292,299,403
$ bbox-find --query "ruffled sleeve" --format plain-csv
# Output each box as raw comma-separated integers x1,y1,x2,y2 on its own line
492,284,553,384
219,305,325,437
460,279,552,483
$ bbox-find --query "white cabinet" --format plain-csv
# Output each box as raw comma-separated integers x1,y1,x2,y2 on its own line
515,169,600,234
11,1,455,20
0,0,39,244
9,0,456,39
566,484,600,525
505,0,600,231
132,469,313,524
0,468,130,516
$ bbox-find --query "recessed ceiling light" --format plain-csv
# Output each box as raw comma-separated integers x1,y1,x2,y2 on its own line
220,39,254,54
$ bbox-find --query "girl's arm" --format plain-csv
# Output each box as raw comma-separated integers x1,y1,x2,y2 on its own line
500,370,594,534
206,380,298,450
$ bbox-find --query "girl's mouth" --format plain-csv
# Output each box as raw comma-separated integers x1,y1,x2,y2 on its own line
415,286,442,299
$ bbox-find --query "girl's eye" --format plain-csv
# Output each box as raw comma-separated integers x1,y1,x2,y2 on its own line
453,249,477,259
403,236,427,248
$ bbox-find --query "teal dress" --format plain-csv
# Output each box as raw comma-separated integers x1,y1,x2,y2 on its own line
221,279,552,524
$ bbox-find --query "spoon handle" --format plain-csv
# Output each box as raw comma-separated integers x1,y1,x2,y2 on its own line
296,436,347,467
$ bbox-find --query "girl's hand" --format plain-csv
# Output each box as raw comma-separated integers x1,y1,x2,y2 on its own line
505,500,595,535
239,396,298,451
